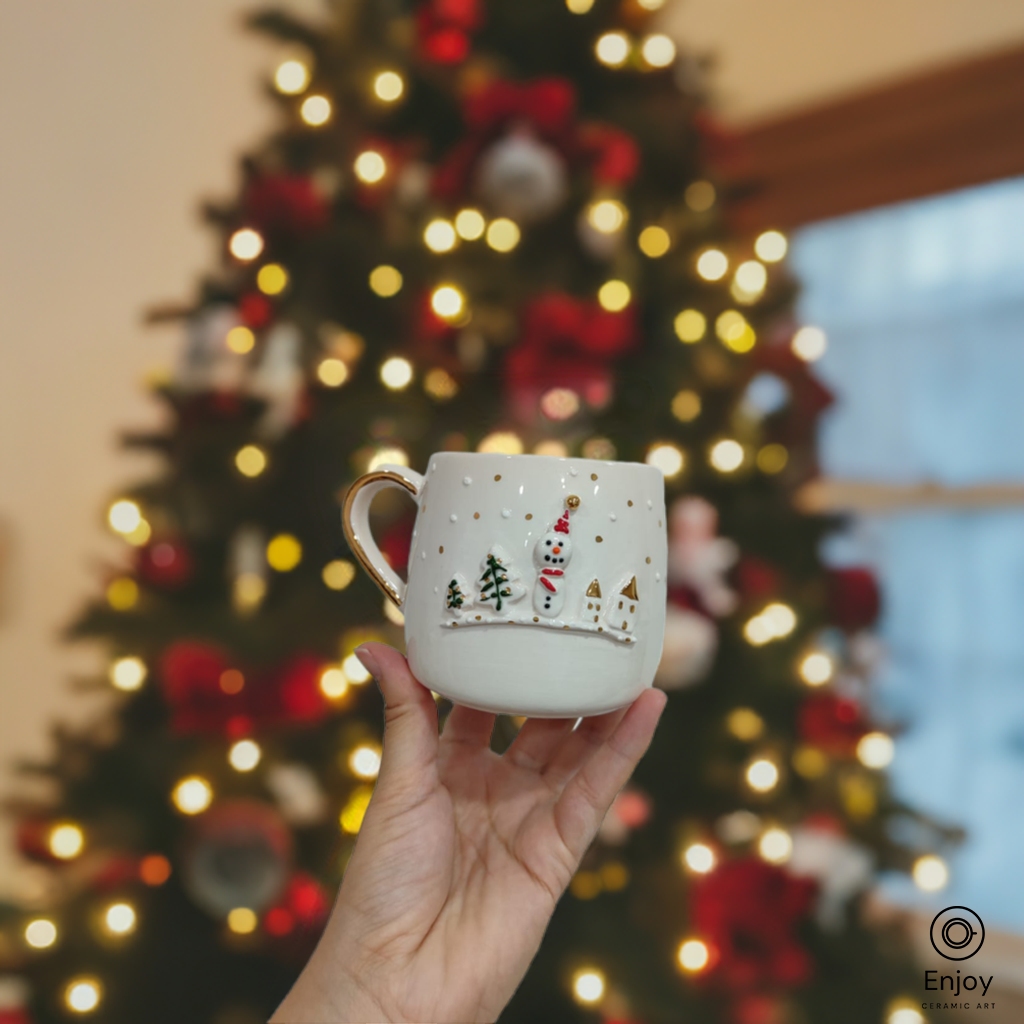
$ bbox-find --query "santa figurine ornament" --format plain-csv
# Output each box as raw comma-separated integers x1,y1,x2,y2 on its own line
533,501,575,617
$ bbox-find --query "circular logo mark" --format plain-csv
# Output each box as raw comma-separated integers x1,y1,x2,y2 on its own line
930,906,985,961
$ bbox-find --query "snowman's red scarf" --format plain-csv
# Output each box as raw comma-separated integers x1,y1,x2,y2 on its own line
539,569,564,592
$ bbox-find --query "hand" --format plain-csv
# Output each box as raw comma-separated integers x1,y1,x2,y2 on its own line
271,642,667,1024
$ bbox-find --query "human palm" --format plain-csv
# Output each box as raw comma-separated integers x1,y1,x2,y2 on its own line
272,642,666,1024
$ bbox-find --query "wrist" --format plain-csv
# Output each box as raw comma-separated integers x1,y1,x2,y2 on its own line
270,950,394,1023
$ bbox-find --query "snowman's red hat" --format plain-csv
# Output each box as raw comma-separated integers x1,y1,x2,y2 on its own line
554,510,570,534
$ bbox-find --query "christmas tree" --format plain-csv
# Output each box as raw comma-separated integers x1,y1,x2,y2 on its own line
0,1,957,1022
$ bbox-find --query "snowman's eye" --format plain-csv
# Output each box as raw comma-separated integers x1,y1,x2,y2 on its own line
546,540,552,546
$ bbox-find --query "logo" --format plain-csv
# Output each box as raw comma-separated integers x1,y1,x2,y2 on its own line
930,906,985,961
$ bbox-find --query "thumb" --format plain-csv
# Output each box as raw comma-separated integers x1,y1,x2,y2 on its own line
355,642,439,785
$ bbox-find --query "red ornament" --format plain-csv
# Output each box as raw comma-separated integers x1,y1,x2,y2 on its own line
0,1011,32,1024
416,0,482,64
243,174,329,235
797,693,869,757
734,557,781,603
238,292,273,329
504,293,638,420
286,872,330,928
135,538,194,589
159,641,329,734
826,567,881,631
432,77,638,205
15,818,55,863
749,343,834,455
264,906,295,936
691,858,817,991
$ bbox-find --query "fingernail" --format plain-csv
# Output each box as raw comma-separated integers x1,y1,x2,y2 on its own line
354,645,380,679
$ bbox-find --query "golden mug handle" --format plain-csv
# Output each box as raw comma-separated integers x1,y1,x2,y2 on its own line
341,464,424,609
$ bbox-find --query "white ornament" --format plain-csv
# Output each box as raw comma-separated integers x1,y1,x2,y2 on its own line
533,508,573,617
249,322,304,437
788,824,874,930
667,497,738,617
655,604,717,689
177,303,247,392
475,130,567,222
607,576,639,634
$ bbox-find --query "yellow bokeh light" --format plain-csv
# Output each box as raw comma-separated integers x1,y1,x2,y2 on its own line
123,519,151,547
595,32,630,67
342,652,372,683
367,446,409,471
104,902,136,935
320,666,349,699
354,150,386,183
763,602,796,637
229,229,264,262
110,656,146,692
65,978,101,1014
234,573,266,611
369,265,403,297
227,907,258,934
349,744,382,779
601,861,629,890
715,310,748,345
587,199,627,234
424,218,457,253
674,309,706,343
431,284,465,319
226,326,255,354
913,854,949,892
792,325,827,361
172,776,213,815
598,280,631,312
696,249,728,281
646,443,685,478
534,440,569,457
257,263,288,296
340,786,373,833
477,431,524,455
685,181,716,212
108,499,141,534
300,95,331,126
424,367,459,400
757,444,788,474
322,559,356,590
486,217,520,252
638,0,665,7
857,732,895,769
380,356,413,390
229,739,262,773
373,70,404,102
683,843,715,874
671,389,701,421
759,827,792,864
540,387,580,421
755,229,788,262
888,1002,926,1024
641,33,676,68
572,968,605,1004
25,918,57,949
677,939,709,972
235,445,267,478
746,758,779,792
454,208,486,240
566,0,595,11
744,615,774,646
638,225,670,257
734,260,767,295
799,652,833,686
50,823,84,860
266,533,302,572
710,439,744,473
727,707,764,741
106,577,138,611
275,59,310,95
792,745,829,779
317,358,349,387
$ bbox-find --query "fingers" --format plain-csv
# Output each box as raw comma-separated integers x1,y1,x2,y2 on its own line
356,643,439,783
552,688,667,860
504,717,576,773
442,704,497,751
540,706,631,788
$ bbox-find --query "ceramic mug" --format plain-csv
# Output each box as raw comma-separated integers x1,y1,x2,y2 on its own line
342,452,668,717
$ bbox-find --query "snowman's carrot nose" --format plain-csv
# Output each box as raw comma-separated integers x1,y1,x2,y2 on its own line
552,546,561,554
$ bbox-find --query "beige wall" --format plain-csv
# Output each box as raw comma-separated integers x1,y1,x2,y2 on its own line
1,0,1023,893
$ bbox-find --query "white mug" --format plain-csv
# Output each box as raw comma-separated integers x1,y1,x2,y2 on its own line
342,452,668,717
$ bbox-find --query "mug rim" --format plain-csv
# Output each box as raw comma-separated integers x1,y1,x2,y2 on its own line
427,451,663,476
